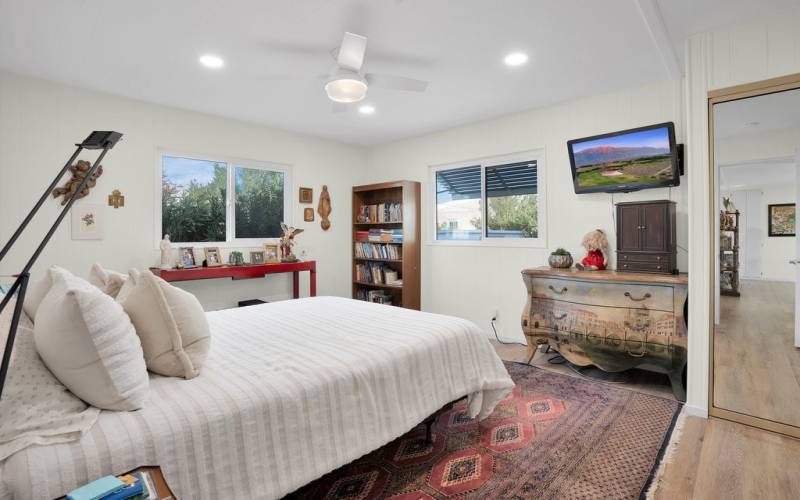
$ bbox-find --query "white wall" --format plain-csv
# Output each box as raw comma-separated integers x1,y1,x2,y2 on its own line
363,80,686,344
685,4,800,415
0,71,366,310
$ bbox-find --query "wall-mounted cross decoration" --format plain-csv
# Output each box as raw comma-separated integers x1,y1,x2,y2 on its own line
108,189,125,208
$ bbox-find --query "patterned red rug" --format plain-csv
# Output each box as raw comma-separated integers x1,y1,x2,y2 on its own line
287,361,681,499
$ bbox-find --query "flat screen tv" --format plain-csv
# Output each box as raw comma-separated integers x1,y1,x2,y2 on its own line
568,122,679,194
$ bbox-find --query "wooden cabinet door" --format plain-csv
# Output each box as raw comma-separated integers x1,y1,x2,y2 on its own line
642,203,668,252
617,204,641,251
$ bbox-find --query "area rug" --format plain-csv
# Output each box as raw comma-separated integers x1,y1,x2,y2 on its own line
286,361,681,499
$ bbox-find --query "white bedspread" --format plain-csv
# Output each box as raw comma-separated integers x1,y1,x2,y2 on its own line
0,297,513,499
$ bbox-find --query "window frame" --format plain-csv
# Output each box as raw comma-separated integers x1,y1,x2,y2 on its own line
154,149,293,248
427,150,547,248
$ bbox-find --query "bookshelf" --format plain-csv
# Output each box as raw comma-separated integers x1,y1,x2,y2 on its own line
352,180,421,309
720,210,741,297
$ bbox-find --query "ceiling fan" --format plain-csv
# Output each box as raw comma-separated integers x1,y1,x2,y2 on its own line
323,32,428,108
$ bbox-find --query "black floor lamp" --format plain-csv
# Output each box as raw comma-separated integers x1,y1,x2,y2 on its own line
0,131,122,400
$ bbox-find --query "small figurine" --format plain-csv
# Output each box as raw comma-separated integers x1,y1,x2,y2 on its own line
279,223,304,262
52,160,104,205
159,234,173,269
576,229,609,271
317,185,331,231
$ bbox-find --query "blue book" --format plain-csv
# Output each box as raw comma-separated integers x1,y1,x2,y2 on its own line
100,473,145,500
67,476,125,500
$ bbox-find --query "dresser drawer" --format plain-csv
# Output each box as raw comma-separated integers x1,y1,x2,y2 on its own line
618,260,672,274
618,252,670,264
528,301,679,343
531,277,674,312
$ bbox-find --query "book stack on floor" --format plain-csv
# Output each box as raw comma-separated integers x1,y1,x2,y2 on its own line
359,203,402,223
67,471,156,500
354,242,402,260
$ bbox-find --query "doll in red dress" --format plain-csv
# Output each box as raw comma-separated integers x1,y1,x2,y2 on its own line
576,229,609,271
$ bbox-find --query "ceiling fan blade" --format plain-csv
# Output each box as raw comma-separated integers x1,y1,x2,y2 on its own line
331,101,352,113
337,32,367,71
365,73,428,92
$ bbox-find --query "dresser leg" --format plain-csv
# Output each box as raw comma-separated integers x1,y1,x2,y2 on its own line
526,343,536,365
669,365,687,402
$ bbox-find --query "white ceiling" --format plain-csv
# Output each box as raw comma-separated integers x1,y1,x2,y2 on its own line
0,0,797,145
714,88,800,138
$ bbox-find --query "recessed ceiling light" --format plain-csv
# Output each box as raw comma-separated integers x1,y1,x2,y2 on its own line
199,54,224,69
358,105,376,115
504,52,528,67
745,121,760,127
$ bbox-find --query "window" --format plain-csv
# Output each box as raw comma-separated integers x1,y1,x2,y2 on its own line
159,152,290,244
431,151,545,246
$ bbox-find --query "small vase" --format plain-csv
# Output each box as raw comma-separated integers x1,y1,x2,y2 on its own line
548,254,573,268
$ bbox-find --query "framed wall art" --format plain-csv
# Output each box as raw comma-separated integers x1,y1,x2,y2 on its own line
768,203,795,237
71,203,104,240
299,187,313,204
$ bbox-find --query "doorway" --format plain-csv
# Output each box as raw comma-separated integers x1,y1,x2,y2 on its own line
709,74,800,438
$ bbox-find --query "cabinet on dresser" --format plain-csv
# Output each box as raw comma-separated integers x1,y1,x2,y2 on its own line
521,267,688,401
616,200,677,274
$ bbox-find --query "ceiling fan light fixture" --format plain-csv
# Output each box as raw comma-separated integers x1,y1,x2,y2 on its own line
325,75,368,103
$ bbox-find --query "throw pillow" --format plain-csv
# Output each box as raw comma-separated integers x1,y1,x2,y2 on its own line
33,267,148,410
116,269,210,379
88,263,127,298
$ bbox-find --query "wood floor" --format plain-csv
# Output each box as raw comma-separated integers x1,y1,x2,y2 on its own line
491,340,800,499
715,279,800,427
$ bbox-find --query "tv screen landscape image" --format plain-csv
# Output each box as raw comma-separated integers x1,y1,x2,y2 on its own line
568,122,678,193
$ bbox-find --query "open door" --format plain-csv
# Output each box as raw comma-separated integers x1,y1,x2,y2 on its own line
796,146,800,348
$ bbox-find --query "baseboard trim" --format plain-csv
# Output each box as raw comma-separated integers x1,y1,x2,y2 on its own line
682,404,708,418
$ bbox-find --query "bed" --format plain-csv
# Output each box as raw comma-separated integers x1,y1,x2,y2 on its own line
0,296,514,499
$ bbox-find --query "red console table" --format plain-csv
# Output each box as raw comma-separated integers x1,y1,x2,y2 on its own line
150,260,316,299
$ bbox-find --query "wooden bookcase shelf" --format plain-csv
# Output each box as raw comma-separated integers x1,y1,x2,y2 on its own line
720,210,741,297
352,180,421,310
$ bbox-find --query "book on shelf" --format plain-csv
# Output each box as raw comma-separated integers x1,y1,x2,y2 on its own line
354,242,402,260
365,228,403,242
355,288,394,305
355,262,401,285
359,203,402,223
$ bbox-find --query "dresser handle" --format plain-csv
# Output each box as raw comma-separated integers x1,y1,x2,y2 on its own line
624,292,651,302
548,285,568,295
553,313,568,320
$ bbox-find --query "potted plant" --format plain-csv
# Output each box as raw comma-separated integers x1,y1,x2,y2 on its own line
548,248,573,268
228,251,245,266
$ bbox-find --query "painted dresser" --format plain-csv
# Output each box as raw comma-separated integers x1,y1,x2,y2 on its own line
521,267,688,401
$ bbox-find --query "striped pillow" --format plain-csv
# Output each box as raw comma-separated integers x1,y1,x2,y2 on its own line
33,267,149,411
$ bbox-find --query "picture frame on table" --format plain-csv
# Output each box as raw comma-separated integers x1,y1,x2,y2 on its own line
204,247,223,267
299,187,313,204
179,247,197,268
250,251,265,264
264,244,280,263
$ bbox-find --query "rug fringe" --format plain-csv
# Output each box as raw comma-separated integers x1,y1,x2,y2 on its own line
644,407,687,499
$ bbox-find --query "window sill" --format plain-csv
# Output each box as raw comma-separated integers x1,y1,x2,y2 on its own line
426,238,547,249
